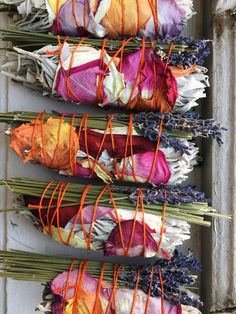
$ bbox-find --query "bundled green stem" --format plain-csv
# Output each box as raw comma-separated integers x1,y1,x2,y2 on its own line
0,249,204,309
0,178,231,226
0,111,193,139
0,28,194,53
0,249,116,283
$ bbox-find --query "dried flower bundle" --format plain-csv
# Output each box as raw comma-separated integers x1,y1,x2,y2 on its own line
0,30,210,113
0,178,229,258
0,0,195,38
0,249,203,313
0,111,225,185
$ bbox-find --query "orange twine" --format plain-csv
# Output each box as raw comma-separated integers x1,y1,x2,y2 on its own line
72,261,88,314
59,260,163,314
51,114,64,168
157,188,167,251
105,264,121,314
136,0,141,35
72,0,79,29
83,0,87,28
39,112,48,166
55,0,60,33
29,113,40,162
56,35,173,114
92,263,105,314
62,259,76,313
156,42,174,112
58,36,86,103
97,38,107,103
144,265,154,314
121,0,125,35
27,180,54,231
159,267,165,314
130,267,141,314
121,0,159,35
126,38,146,110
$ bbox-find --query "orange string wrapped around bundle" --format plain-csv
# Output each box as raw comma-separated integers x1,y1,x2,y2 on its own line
1,178,221,260
27,182,168,258
9,113,175,186
49,0,195,39
5,111,223,186
54,37,177,112
56,261,164,314
0,249,204,313
1,36,210,114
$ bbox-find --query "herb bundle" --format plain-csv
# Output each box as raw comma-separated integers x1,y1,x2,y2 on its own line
0,249,203,313
0,0,195,38
0,178,229,258
0,29,210,113
0,111,225,185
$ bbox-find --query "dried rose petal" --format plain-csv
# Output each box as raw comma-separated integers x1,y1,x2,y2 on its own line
105,220,158,257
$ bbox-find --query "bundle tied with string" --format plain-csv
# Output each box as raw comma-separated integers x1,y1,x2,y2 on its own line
5,111,225,185
0,31,211,114
1,178,227,258
50,259,166,314
25,182,168,258
53,36,177,112
1,0,195,39
0,250,203,313
5,112,224,185
53,0,165,38
9,112,173,185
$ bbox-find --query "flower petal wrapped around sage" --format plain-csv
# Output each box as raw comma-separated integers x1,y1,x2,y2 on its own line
0,249,204,313
0,178,229,258
1,0,195,38
0,111,225,185
0,34,210,113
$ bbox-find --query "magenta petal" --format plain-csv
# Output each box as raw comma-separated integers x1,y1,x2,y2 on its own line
116,150,171,185
51,271,109,300
105,220,158,257
121,48,178,110
55,61,102,104
74,205,113,224
75,162,94,178
51,296,63,314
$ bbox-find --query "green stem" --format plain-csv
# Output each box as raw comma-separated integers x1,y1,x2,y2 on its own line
0,178,231,227
0,111,193,139
0,28,197,54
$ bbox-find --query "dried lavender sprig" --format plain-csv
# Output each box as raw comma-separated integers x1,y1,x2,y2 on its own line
163,37,210,68
139,129,193,155
133,112,226,146
126,185,210,205
120,249,202,308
